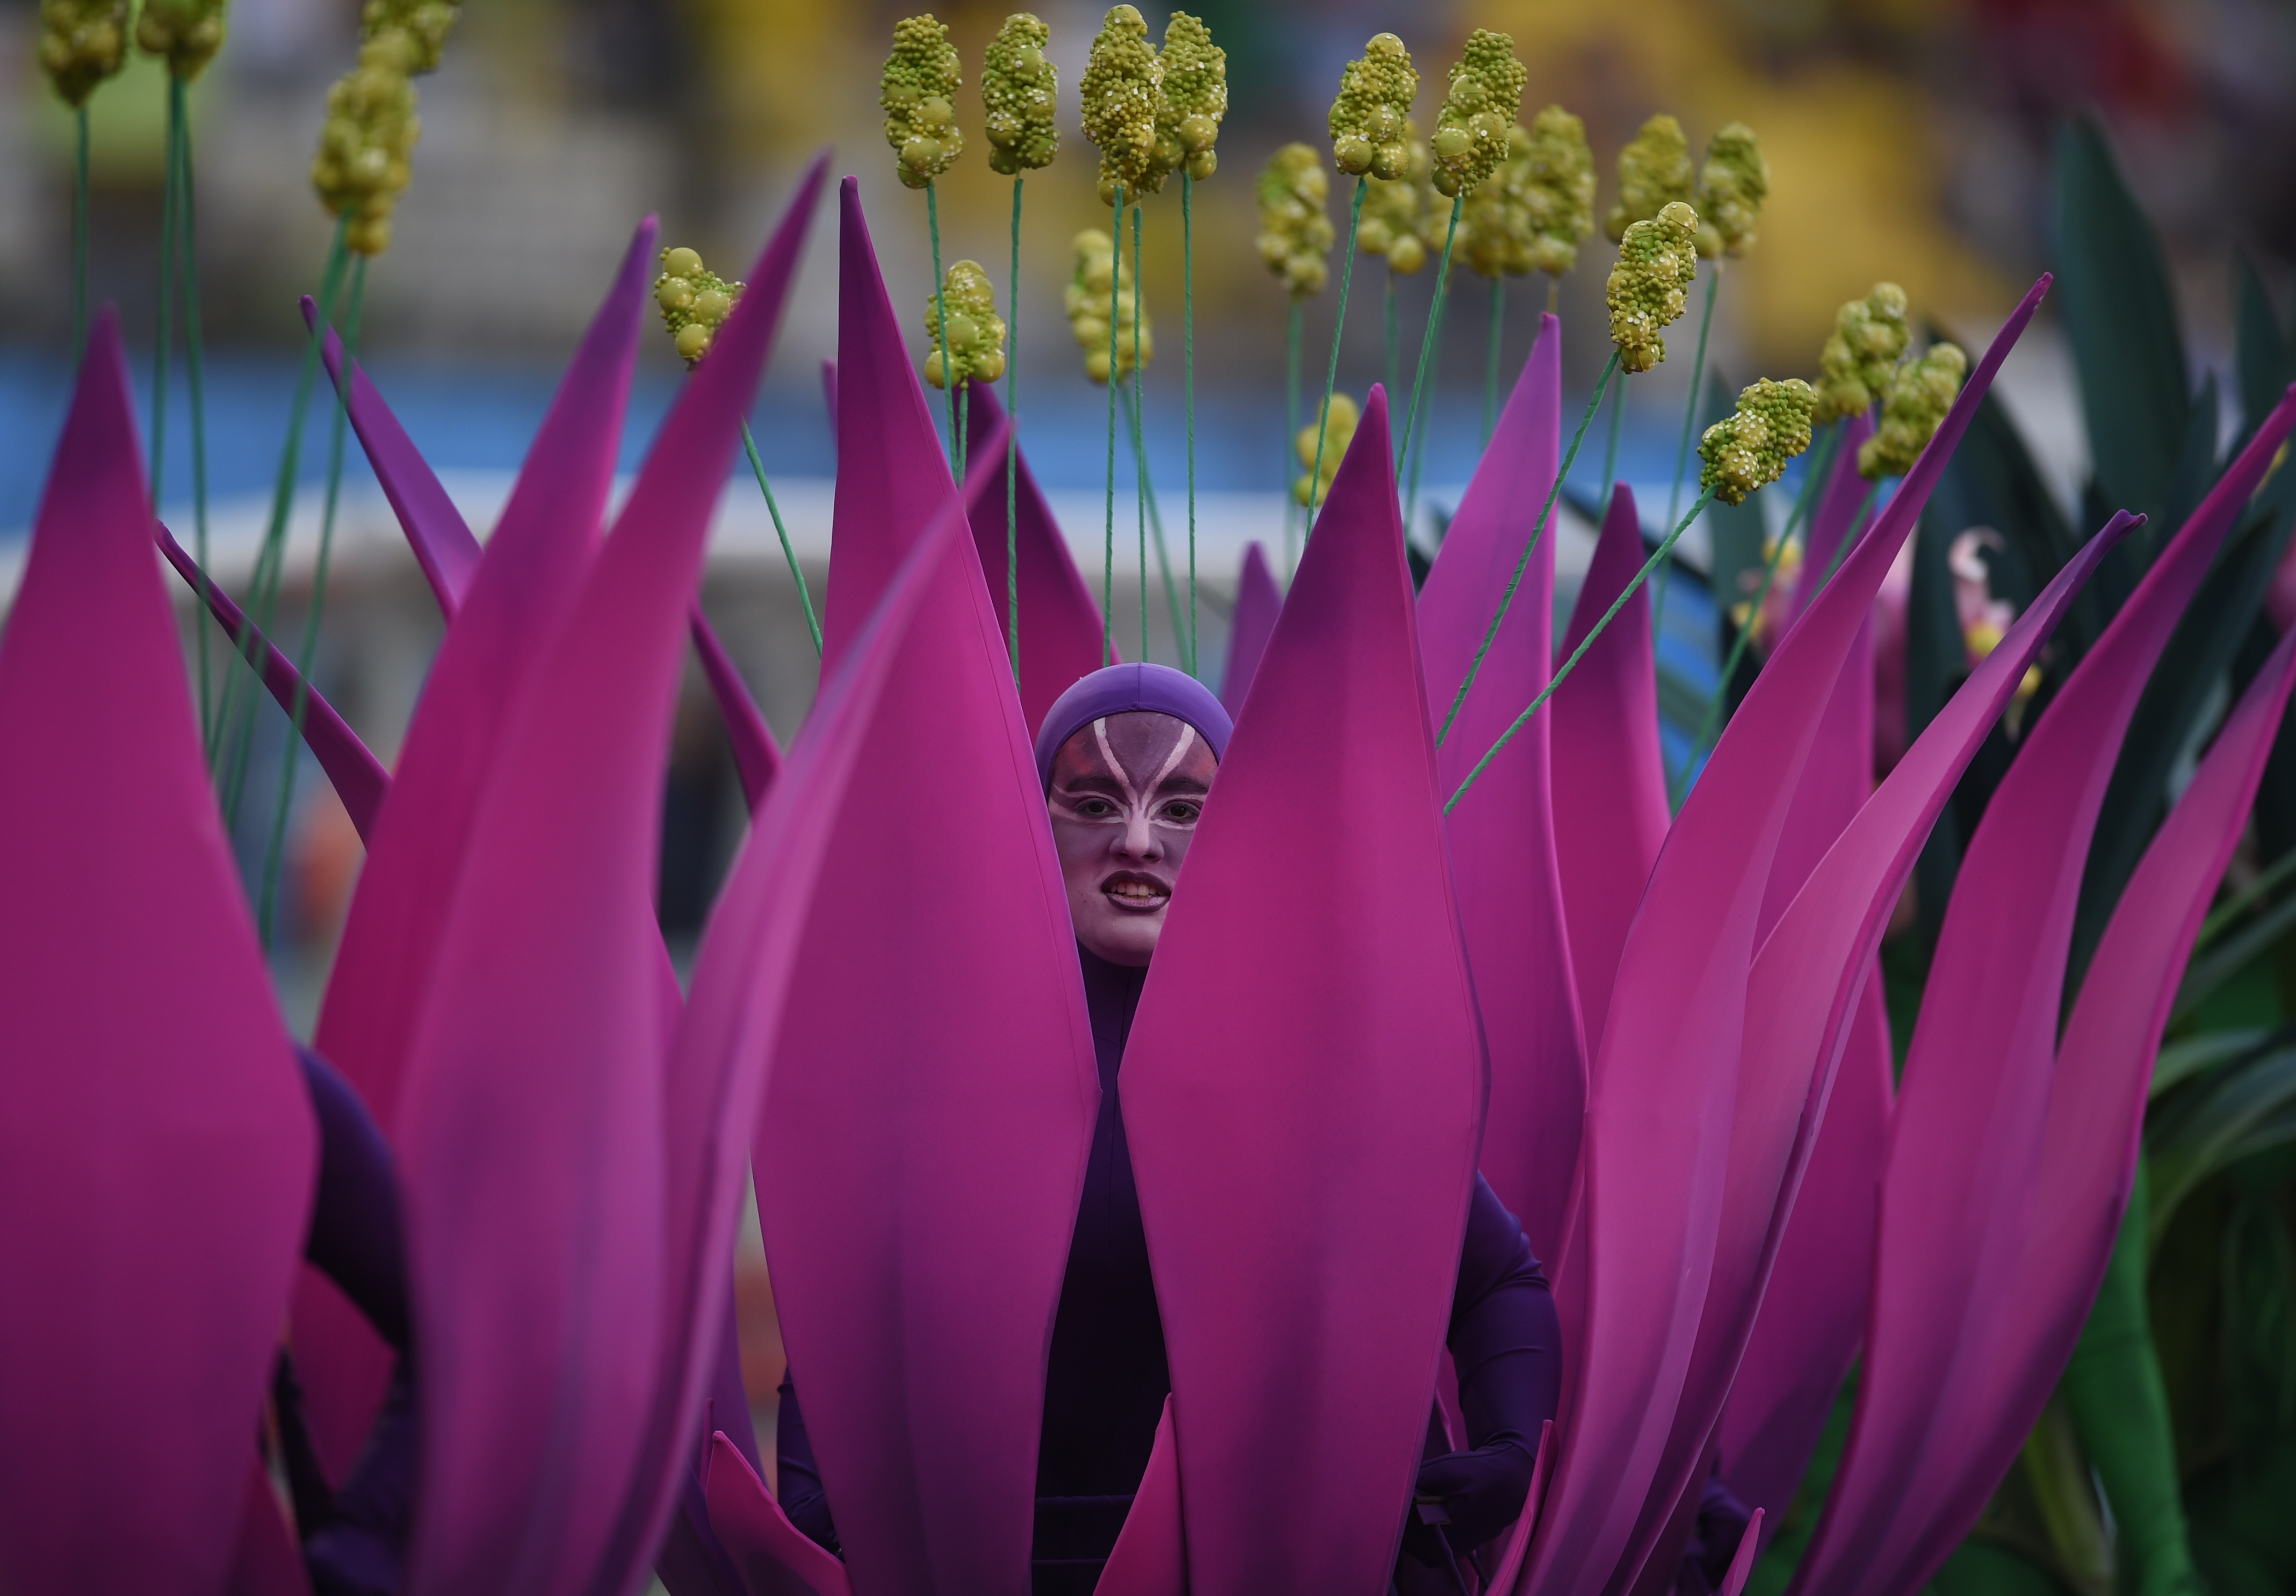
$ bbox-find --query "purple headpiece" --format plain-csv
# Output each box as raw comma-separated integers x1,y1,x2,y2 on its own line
1033,663,1232,788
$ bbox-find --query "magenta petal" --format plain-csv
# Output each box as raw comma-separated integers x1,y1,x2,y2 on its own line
962,379,1119,733
1482,1420,1557,1595
156,522,389,841
1551,482,1670,1060
1093,1399,1186,1596
1125,388,1484,1593
691,609,783,812
702,1434,855,1596
1784,413,1876,630
1219,541,1282,716
820,177,966,668
0,313,316,1590
1792,387,2296,1596
1719,1510,1764,1596
1418,314,1586,1261
224,1454,315,1596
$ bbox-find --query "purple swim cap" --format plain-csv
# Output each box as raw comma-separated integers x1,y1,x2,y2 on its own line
1034,663,1233,788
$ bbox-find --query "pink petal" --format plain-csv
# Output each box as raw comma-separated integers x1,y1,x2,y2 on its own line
1482,1420,1556,1595
1124,387,1485,1593
962,379,1119,735
1417,315,1586,1261
1093,1399,1186,1596
691,609,783,813
0,312,315,1591
1720,1509,1764,1596
1551,483,1670,1060
702,1433,855,1596
1219,541,1281,716
1784,413,1877,630
223,1456,315,1596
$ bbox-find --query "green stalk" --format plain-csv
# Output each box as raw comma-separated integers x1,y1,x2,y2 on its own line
1435,347,1622,747
1398,193,1462,518
1304,178,1367,541
1283,298,1302,573
151,79,181,505
257,255,366,948
1120,384,1187,651
1598,370,1628,519
72,106,90,363
1103,185,1123,666
1482,273,1504,449
1404,249,1454,540
1383,269,1399,415
956,379,971,494
175,83,214,744
926,179,958,473
1006,176,1022,684
1651,267,1721,647
1132,201,1148,659
1447,485,1718,812
1182,171,1198,676
742,421,820,656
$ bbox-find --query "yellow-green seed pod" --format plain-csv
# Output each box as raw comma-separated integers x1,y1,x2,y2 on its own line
1814,283,1911,424
1698,376,1817,505
654,245,745,367
1429,30,1526,199
1359,120,1427,275
1293,392,1360,506
360,0,461,76
1605,113,1693,242
1256,143,1335,300
1082,5,1160,202
1859,343,1967,480
1519,105,1596,277
883,15,964,191
134,0,226,80
1693,121,1768,260
983,13,1058,177
310,29,421,257
38,0,129,107
1606,199,1700,374
1066,228,1152,382
1327,32,1418,183
1155,12,1226,185
925,259,1008,389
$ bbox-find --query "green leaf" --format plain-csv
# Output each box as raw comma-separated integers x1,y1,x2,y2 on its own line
1905,499,1970,950
2160,374,2223,562
2153,1028,2281,1099
2148,1046,2296,1243
2050,116,2193,538
2174,860,2296,1026
2235,250,2289,446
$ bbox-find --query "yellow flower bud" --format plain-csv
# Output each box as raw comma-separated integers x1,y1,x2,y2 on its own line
1859,342,1967,480
38,0,129,106
1605,113,1693,243
1257,143,1335,300
1328,34,1417,181
1699,377,1817,504
1082,5,1159,199
654,245,746,368
1606,200,1700,373
1066,229,1150,382
983,13,1059,176
883,15,964,189
1693,122,1768,260
1429,31,1526,199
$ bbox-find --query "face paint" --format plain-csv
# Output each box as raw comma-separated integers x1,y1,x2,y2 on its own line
1046,710,1219,966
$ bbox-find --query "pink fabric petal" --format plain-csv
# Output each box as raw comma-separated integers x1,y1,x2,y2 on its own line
1524,279,2054,1596
1551,483,1670,1059
224,1457,315,1596
1418,315,1586,1262
1219,541,1281,717
748,495,1097,1593
396,190,810,1596
1784,414,1877,630
1719,1510,1764,1596
1790,386,2296,1596
819,176,966,669
156,521,389,841
1093,1399,1186,1596
703,1433,856,1596
691,608,783,813
0,313,316,1591
1124,387,1485,1593
961,379,1118,735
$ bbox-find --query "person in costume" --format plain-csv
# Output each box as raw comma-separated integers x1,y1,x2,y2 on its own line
777,664,1565,1592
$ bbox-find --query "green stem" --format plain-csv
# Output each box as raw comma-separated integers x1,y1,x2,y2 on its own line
1120,384,1187,653
1103,186,1123,666
1006,176,1022,685
257,254,366,949
926,180,958,474
72,106,89,364
1305,178,1367,540
1435,347,1622,747
176,86,213,746
1404,254,1453,541
956,379,971,494
1182,171,1198,676
1599,369,1628,519
1283,298,1302,573
742,420,820,656
1448,485,1717,813
1483,273,1504,449
1132,201,1147,660
151,79,181,506
1398,193,1462,525
1384,269,1400,417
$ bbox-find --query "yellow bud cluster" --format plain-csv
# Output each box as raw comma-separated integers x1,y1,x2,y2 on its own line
1457,127,1534,280
1082,5,1160,202
925,259,1007,389
1255,143,1335,299
1327,33,1418,181
1154,12,1226,185
1359,123,1428,275
1693,122,1768,260
1294,392,1360,507
883,15,964,190
134,0,225,81
360,0,461,76
1518,105,1596,277
1429,30,1526,199
654,246,742,366
311,30,421,256
38,0,128,107
1066,229,1152,382
1859,343,1967,480
982,13,1058,176
1606,200,1699,373
1605,113,1693,242
1699,377,1817,505
1814,283,1911,424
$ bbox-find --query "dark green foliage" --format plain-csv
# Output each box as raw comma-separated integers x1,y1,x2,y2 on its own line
2234,252,2290,450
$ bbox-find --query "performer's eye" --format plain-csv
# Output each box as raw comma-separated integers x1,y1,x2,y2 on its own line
1071,796,1120,819
1158,799,1201,824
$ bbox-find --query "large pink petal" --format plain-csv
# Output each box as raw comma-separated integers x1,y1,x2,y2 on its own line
0,313,315,1591
1719,1510,1764,1596
1418,314,1586,1261
1219,541,1281,717
1524,279,2055,1596
397,189,808,1596
1783,413,1877,632
961,379,1117,735
1124,387,1485,1592
1790,386,2296,1595
703,1434,855,1596
1551,483,1670,1060
749,495,1096,1591
1093,1400,1186,1596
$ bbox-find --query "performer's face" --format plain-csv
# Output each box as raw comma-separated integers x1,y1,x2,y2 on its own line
1046,711,1219,966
